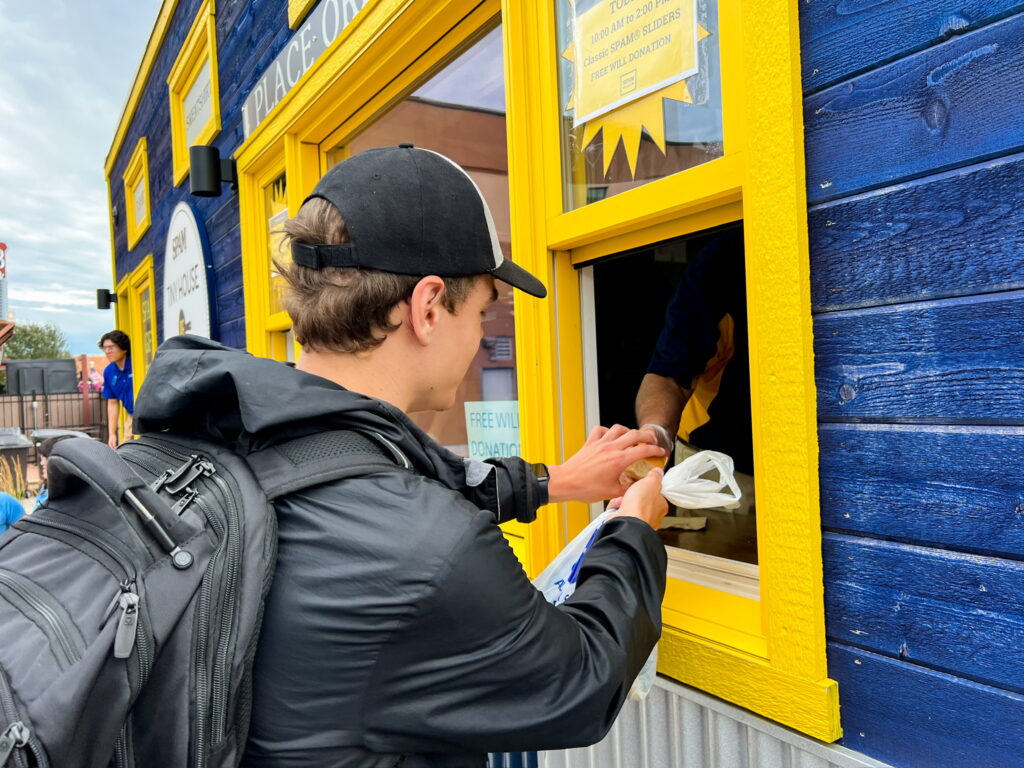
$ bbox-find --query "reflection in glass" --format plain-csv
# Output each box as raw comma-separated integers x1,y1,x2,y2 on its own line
590,224,756,564
265,174,289,315
323,26,516,456
140,286,155,365
556,0,724,211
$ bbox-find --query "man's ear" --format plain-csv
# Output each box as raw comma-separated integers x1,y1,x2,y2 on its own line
407,276,447,346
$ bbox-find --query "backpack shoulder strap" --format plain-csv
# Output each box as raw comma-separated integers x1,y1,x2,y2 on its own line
245,429,412,501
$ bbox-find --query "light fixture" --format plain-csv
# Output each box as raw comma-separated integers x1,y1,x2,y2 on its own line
189,145,238,197
97,289,117,310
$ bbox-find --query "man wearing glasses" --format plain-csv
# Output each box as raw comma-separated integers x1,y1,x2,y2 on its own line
98,330,134,449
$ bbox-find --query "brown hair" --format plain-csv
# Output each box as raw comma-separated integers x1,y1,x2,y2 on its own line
277,197,478,353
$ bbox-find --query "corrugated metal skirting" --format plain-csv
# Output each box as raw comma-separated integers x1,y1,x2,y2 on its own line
540,677,893,768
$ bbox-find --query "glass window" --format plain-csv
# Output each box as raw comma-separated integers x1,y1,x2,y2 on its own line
265,173,289,316
585,223,756,565
139,287,155,366
323,25,516,456
556,0,724,211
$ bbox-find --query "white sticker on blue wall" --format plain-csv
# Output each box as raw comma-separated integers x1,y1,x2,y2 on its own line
464,401,521,460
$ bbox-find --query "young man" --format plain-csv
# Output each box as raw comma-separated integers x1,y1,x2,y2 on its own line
98,330,133,449
136,145,669,766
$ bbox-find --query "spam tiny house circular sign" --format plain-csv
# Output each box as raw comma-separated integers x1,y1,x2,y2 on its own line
163,201,215,339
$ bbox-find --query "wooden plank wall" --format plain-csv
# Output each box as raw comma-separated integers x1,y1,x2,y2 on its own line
801,4,1024,766
108,0,292,350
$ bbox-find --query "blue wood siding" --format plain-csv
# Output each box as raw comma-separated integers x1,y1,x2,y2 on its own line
109,0,292,350
801,3,1024,765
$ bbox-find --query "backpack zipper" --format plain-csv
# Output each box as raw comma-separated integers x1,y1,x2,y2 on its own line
0,667,46,768
0,569,85,670
122,439,243,765
15,515,153,686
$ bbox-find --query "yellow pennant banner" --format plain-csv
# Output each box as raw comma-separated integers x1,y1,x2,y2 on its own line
573,0,698,127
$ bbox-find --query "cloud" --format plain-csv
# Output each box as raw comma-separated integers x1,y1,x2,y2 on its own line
0,0,162,354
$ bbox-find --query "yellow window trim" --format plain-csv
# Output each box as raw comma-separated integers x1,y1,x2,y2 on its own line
167,0,222,186
240,150,287,359
235,0,837,741
114,254,158,395
504,0,840,741
123,137,152,251
287,0,319,29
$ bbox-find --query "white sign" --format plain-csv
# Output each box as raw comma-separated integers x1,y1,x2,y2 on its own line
464,401,521,460
163,202,212,339
184,60,213,147
242,0,369,137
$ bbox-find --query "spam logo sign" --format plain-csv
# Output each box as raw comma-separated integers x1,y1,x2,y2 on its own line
242,0,368,137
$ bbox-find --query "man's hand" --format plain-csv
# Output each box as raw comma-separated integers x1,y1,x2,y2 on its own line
108,434,118,450
607,468,669,530
547,425,666,504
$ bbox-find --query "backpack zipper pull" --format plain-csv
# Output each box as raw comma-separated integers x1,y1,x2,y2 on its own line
0,721,30,764
113,591,140,659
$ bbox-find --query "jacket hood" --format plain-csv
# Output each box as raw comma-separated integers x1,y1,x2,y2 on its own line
134,335,467,482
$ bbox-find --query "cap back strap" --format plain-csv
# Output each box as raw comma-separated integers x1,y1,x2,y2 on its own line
291,242,361,270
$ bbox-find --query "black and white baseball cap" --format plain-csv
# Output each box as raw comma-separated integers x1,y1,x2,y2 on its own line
291,144,547,298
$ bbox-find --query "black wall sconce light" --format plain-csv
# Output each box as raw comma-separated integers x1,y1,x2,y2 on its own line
189,145,238,197
97,289,117,310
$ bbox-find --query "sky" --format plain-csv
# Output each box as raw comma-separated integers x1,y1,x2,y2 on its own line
0,0,162,355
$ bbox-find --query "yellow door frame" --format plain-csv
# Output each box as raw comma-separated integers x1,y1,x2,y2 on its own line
233,0,837,741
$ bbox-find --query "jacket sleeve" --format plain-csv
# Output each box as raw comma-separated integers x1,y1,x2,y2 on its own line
361,509,667,755
461,456,547,524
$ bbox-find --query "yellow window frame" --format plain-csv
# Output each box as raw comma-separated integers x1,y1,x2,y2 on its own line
233,0,836,742
167,0,222,186
287,0,318,28
505,0,838,741
123,138,151,251
239,144,308,360
114,254,159,395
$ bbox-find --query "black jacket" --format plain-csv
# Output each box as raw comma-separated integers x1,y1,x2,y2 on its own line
136,337,667,768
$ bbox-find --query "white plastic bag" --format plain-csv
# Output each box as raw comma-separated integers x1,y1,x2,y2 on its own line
532,449,742,701
660,450,741,510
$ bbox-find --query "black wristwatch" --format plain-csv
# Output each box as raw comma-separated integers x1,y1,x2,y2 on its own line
530,462,550,507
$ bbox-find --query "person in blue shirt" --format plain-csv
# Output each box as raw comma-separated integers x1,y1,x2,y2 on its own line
99,330,134,449
0,491,24,536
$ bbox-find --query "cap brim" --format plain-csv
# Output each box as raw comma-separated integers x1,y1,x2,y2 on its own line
492,259,547,298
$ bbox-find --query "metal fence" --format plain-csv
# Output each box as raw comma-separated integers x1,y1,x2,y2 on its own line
0,391,108,445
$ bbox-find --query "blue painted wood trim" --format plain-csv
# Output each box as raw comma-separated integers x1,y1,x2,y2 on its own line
828,643,1024,768
814,291,1024,423
824,532,1024,694
799,1,1024,94
819,424,1024,558
809,151,1024,312
804,13,1024,205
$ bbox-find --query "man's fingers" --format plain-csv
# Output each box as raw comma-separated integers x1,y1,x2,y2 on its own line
599,424,631,442
610,427,656,450
587,425,609,444
623,443,668,464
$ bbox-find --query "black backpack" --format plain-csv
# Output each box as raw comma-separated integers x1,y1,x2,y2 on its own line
0,429,402,768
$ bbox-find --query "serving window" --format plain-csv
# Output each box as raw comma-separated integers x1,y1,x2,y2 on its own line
584,223,757,566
